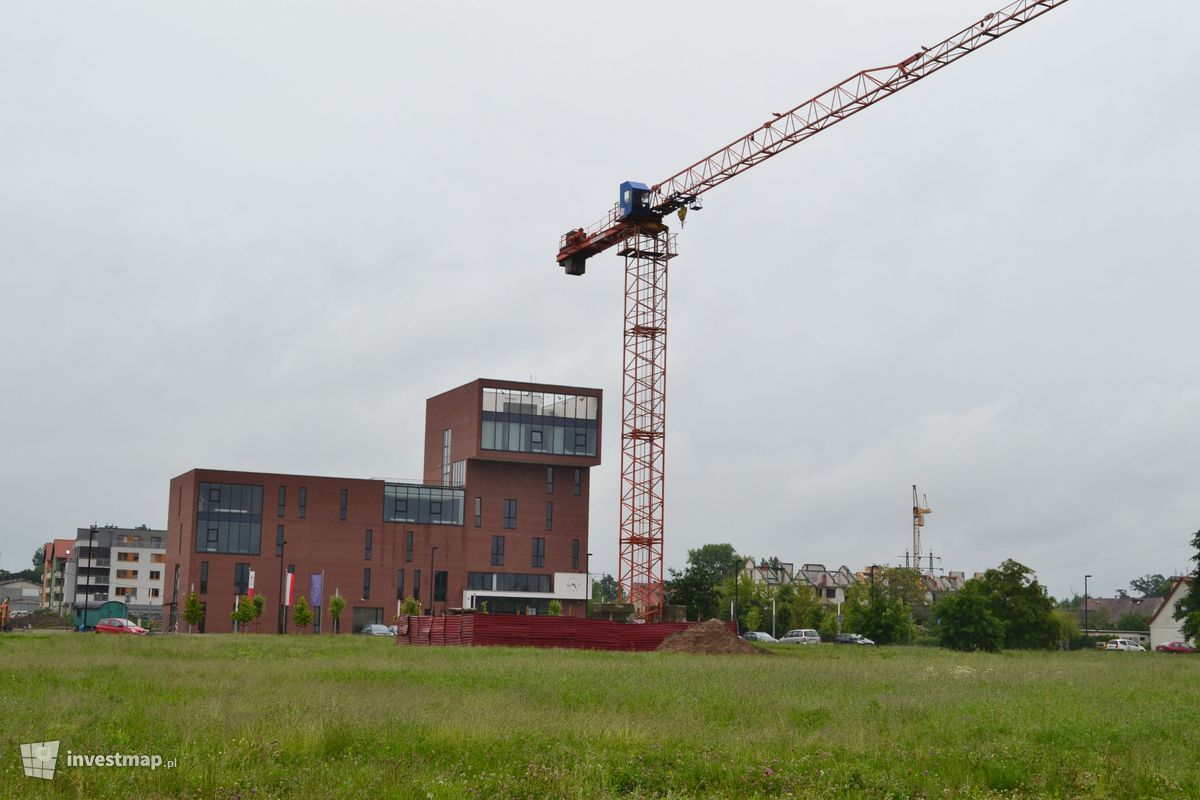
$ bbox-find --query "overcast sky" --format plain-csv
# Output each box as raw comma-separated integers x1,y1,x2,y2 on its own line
3,1,1197,600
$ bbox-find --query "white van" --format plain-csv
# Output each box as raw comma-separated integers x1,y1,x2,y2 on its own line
780,628,821,644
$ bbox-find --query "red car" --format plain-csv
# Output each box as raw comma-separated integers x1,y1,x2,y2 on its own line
1154,641,1196,654
94,618,149,635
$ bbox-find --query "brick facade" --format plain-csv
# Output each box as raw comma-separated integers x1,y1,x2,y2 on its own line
164,379,600,634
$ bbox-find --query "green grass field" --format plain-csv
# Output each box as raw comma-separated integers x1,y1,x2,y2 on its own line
2,632,1197,799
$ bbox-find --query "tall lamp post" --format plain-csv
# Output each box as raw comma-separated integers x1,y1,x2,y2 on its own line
277,528,288,634
1084,574,1092,638
429,546,437,616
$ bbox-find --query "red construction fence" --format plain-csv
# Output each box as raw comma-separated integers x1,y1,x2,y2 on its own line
393,614,732,651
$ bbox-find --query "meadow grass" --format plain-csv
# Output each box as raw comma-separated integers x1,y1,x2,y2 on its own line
1,631,1197,798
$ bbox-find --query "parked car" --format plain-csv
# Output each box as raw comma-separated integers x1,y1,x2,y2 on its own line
1105,638,1145,652
740,631,777,643
360,624,393,636
834,632,875,646
94,618,148,636
779,628,821,645
1154,640,1196,654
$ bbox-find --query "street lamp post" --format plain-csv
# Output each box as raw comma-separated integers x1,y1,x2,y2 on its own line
585,552,593,618
1084,574,1092,638
80,524,96,630
430,546,437,616
277,530,288,634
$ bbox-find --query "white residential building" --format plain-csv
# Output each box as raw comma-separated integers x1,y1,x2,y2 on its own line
64,525,167,622
1148,577,1194,649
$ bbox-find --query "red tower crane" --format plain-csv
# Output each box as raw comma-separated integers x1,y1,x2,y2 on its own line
556,0,1072,621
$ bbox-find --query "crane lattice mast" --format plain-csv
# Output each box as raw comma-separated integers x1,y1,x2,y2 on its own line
556,0,1071,621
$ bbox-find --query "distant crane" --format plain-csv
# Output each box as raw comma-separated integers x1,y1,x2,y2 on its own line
555,0,1072,620
913,485,933,575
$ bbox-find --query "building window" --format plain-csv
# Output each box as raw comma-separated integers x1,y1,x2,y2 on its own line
434,571,448,602
199,561,209,594
572,539,580,570
545,502,553,531
276,525,285,557
383,484,464,526
152,553,166,563
826,587,837,599
150,588,160,598
117,552,140,562
503,499,517,529
299,486,307,518
546,467,553,494
277,485,286,517
441,428,452,486
196,482,264,555
150,536,162,548
396,570,405,600
116,569,137,579
362,568,371,600
405,531,414,563
532,537,545,568
474,497,481,528
339,489,349,521
150,570,161,580
573,469,581,496
364,529,373,561
234,563,250,595
491,536,505,566
413,570,421,602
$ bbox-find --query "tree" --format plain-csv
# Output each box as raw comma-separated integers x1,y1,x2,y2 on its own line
1174,529,1200,644
292,596,313,631
182,592,204,632
1129,574,1172,599
665,545,740,621
592,574,618,603
251,594,266,631
976,559,1060,650
1115,612,1150,632
843,580,914,645
329,593,346,634
547,599,562,616
231,596,255,632
400,596,421,616
32,545,45,582
932,584,1004,652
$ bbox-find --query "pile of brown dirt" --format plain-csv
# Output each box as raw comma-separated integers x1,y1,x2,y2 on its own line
656,619,768,655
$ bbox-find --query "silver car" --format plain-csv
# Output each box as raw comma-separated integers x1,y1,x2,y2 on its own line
360,624,393,636
779,628,821,644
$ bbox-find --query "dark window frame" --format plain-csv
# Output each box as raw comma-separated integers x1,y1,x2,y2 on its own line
491,535,505,566
474,496,481,527
573,469,581,496
277,485,286,518
572,539,580,570
199,561,209,594
298,486,307,519
339,489,349,521
532,537,545,568
362,567,371,600
405,531,414,562
364,529,373,561
503,499,517,529
545,501,553,531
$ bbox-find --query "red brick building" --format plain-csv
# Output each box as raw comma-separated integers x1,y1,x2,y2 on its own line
164,379,601,633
